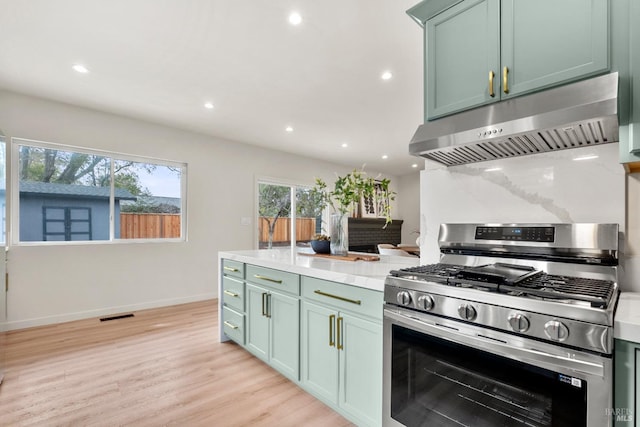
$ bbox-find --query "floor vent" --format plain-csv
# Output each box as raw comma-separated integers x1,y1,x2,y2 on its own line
100,313,134,322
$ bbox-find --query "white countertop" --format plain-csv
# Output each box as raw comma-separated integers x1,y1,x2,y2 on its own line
218,248,419,292
615,292,640,342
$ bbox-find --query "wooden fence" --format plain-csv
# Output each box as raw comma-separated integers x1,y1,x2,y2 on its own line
120,213,181,239
119,214,314,241
259,217,316,243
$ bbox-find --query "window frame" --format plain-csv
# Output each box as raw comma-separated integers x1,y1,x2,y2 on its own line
11,137,187,246
255,176,323,251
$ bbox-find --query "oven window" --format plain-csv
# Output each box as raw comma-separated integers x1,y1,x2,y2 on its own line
391,325,587,427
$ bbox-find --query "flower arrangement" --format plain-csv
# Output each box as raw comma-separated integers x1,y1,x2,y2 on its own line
311,168,394,225
311,168,395,255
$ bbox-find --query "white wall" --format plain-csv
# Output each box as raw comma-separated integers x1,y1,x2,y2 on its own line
397,172,420,245
418,143,636,287
0,90,406,330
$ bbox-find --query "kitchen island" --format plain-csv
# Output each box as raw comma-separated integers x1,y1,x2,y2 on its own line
217,248,417,427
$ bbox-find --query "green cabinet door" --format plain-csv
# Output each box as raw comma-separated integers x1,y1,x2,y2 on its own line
339,312,383,427
425,0,500,119
614,339,638,426
301,301,339,403
269,291,300,380
501,0,609,98
246,283,269,361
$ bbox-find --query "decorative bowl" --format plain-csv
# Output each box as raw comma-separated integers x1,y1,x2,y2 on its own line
310,239,331,254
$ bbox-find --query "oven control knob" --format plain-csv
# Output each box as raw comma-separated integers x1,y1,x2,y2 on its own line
417,295,435,311
544,320,569,341
458,304,477,321
508,313,530,332
396,291,412,306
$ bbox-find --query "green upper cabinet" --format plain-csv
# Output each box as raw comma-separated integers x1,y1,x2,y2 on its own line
414,0,610,120
426,0,500,119
501,0,609,98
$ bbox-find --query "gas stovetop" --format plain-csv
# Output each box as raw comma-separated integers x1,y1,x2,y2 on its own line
390,262,616,309
384,223,620,354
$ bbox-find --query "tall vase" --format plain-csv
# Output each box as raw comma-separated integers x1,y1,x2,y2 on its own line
330,212,348,256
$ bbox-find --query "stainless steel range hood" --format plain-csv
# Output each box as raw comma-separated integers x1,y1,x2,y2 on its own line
410,72,619,166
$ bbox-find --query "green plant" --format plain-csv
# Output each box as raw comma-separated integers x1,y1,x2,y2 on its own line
311,233,330,241
311,167,395,226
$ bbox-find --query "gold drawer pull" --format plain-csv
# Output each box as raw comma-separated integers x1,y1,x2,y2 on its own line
223,321,238,330
224,266,239,272
329,314,336,347
254,274,283,284
314,290,361,305
337,316,344,350
223,290,239,298
488,70,495,97
503,66,509,94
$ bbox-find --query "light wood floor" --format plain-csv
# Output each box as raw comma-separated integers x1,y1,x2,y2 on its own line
0,300,353,426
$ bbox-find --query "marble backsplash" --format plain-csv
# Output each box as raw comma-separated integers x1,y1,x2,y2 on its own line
419,143,639,291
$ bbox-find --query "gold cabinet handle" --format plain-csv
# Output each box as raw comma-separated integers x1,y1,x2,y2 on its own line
261,292,267,317
223,320,238,330
503,66,509,94
489,70,495,97
329,314,336,347
254,274,283,284
223,290,239,298
314,290,361,305
224,266,239,272
337,317,344,350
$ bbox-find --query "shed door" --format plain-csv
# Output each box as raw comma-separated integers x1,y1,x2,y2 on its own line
43,207,92,241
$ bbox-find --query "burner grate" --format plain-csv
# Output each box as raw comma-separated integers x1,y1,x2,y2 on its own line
513,273,615,308
390,264,615,309
391,264,464,283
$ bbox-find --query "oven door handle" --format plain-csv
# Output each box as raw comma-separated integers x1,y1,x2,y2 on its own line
384,308,606,377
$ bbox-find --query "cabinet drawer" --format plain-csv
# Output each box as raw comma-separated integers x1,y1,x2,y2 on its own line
222,259,245,279
222,276,245,312
301,276,383,320
222,306,245,345
246,265,299,295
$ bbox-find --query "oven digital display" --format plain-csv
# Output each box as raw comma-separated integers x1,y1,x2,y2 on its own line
475,226,555,242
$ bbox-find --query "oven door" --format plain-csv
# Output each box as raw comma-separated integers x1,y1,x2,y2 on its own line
383,306,612,427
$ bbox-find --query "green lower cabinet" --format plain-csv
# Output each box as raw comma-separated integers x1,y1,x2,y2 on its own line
301,300,382,427
614,339,639,426
246,283,299,381
339,312,382,427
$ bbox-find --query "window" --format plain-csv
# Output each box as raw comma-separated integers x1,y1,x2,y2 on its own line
257,180,324,250
12,138,186,244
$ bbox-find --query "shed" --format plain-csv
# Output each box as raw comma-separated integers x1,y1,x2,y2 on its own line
19,181,136,241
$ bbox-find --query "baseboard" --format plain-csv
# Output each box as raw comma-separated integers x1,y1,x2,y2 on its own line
6,292,217,331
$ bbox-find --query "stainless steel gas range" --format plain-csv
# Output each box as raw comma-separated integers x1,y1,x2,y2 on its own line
383,223,620,427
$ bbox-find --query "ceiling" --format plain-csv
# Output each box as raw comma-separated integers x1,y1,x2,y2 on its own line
0,0,425,176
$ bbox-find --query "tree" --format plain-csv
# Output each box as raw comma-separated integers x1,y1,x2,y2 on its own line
258,184,291,248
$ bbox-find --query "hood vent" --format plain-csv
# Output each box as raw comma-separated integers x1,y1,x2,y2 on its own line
410,72,619,167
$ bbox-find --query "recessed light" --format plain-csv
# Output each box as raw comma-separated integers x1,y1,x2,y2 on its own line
72,64,89,74
288,12,302,26
285,126,294,133
204,102,214,109
382,154,388,160
411,163,418,168
341,143,348,148
573,155,599,161
381,71,393,80
485,167,502,172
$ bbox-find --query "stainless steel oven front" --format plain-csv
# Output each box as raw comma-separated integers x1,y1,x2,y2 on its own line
383,306,613,427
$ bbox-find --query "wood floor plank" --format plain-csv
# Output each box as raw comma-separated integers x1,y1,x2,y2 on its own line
0,300,354,426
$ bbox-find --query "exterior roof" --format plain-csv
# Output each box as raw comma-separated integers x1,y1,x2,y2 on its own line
20,181,137,200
